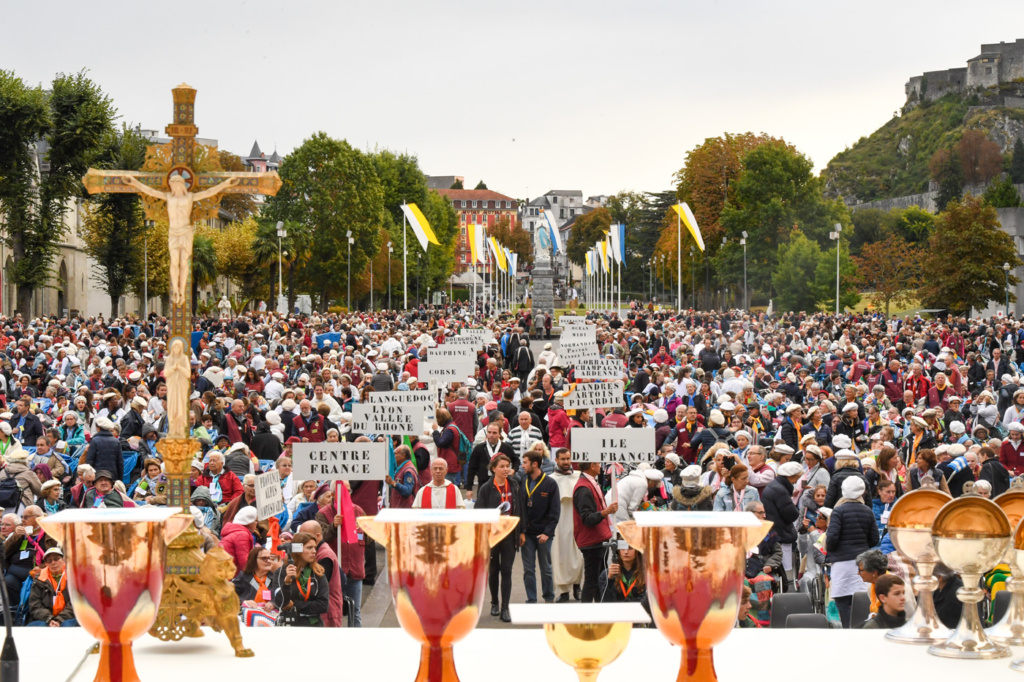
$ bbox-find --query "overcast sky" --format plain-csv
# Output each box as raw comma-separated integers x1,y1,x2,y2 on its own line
3,1,1022,201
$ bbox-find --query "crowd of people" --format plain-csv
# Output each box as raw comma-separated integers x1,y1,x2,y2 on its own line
0,302,1022,630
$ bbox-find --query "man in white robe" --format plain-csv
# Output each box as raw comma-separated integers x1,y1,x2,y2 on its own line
550,447,583,601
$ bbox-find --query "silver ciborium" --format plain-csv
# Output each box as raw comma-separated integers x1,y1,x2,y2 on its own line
885,479,952,644
927,493,1012,660
987,481,1024,646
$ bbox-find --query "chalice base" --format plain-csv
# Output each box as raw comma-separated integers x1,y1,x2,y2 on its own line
985,589,1024,646
927,614,1012,659
677,647,717,682
1010,656,1024,673
884,602,951,644
95,642,140,682
416,644,459,682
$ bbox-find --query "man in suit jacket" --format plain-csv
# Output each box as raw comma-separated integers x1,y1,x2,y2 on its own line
988,348,1014,380
466,422,517,491
9,397,43,445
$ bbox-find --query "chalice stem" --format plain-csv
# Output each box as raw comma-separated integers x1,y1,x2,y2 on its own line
574,667,601,682
416,643,459,682
678,646,717,682
96,642,140,682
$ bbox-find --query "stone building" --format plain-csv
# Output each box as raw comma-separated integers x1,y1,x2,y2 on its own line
907,38,1024,103
434,188,518,275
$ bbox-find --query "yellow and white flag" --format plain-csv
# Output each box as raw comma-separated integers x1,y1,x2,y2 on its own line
401,203,440,252
489,237,507,272
474,224,486,264
468,224,479,265
672,202,704,252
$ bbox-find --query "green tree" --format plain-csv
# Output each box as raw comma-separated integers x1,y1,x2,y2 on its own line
217,150,257,219
930,147,964,212
813,243,860,312
720,140,848,296
566,208,612,268
190,232,218,312
853,234,924,316
127,221,169,312
847,209,893,255
201,217,261,299
489,216,533,268
263,133,384,311
474,180,487,190
1011,137,1024,184
920,194,1021,314
80,124,148,319
771,229,823,312
983,175,1022,207
606,191,655,296
891,205,935,243
0,70,115,315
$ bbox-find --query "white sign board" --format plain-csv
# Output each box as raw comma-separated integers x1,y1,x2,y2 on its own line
570,428,657,464
444,336,481,346
573,358,624,380
351,402,423,434
291,442,388,480
559,315,587,326
254,469,284,520
564,381,624,410
367,390,436,419
459,328,496,344
560,325,597,343
559,341,600,364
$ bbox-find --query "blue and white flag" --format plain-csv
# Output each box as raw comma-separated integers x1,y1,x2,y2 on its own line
541,209,562,255
609,223,626,265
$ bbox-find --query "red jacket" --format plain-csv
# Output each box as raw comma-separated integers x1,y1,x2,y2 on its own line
548,406,570,449
219,522,254,576
197,469,243,504
292,413,326,442
1000,440,1024,474
573,475,611,549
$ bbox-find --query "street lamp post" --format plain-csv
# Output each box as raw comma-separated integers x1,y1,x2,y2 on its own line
721,236,727,311
830,223,842,315
1005,262,1012,317
346,230,353,311
741,231,748,311
387,242,393,310
276,221,286,313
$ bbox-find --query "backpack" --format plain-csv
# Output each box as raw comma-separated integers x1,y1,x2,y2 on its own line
0,469,23,511
448,424,473,464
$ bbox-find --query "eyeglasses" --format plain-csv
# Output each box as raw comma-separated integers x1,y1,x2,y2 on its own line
753,510,767,517
258,556,273,562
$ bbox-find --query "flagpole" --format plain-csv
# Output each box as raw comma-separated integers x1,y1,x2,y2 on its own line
676,209,682,312
617,257,621,314
403,202,408,310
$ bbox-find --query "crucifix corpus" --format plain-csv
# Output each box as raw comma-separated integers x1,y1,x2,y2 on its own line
81,84,282,654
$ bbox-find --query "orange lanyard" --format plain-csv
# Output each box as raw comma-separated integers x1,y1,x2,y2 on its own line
295,568,312,601
619,571,637,599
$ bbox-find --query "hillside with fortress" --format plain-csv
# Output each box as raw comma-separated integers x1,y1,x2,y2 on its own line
823,37,1024,209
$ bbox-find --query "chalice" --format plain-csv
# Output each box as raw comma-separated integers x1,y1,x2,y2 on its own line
987,482,1024,645
1010,516,1024,672
617,512,770,682
38,508,192,682
510,603,650,682
884,481,952,643
357,509,519,682
928,495,1012,659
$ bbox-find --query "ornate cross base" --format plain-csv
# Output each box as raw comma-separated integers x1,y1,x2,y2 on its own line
148,438,253,657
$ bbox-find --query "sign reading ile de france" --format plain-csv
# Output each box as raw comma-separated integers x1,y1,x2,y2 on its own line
569,428,656,464
564,381,624,410
291,442,388,480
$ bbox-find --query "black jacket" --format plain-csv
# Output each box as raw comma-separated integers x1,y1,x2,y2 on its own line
519,472,560,537
825,500,880,562
233,570,282,604
823,467,870,509
9,412,43,446
466,440,517,491
474,476,526,540
761,477,799,544
274,567,329,627
85,430,124,483
978,458,1011,497
250,423,282,462
119,409,146,440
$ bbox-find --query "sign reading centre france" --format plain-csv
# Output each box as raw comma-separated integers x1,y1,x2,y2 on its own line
351,402,422,434
564,381,624,410
570,428,656,464
291,442,388,480
574,358,624,380
254,469,284,520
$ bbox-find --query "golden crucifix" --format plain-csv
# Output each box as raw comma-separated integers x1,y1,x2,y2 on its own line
81,84,281,654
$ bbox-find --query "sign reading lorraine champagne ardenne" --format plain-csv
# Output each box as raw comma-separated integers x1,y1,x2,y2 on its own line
569,428,656,464
290,442,388,480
